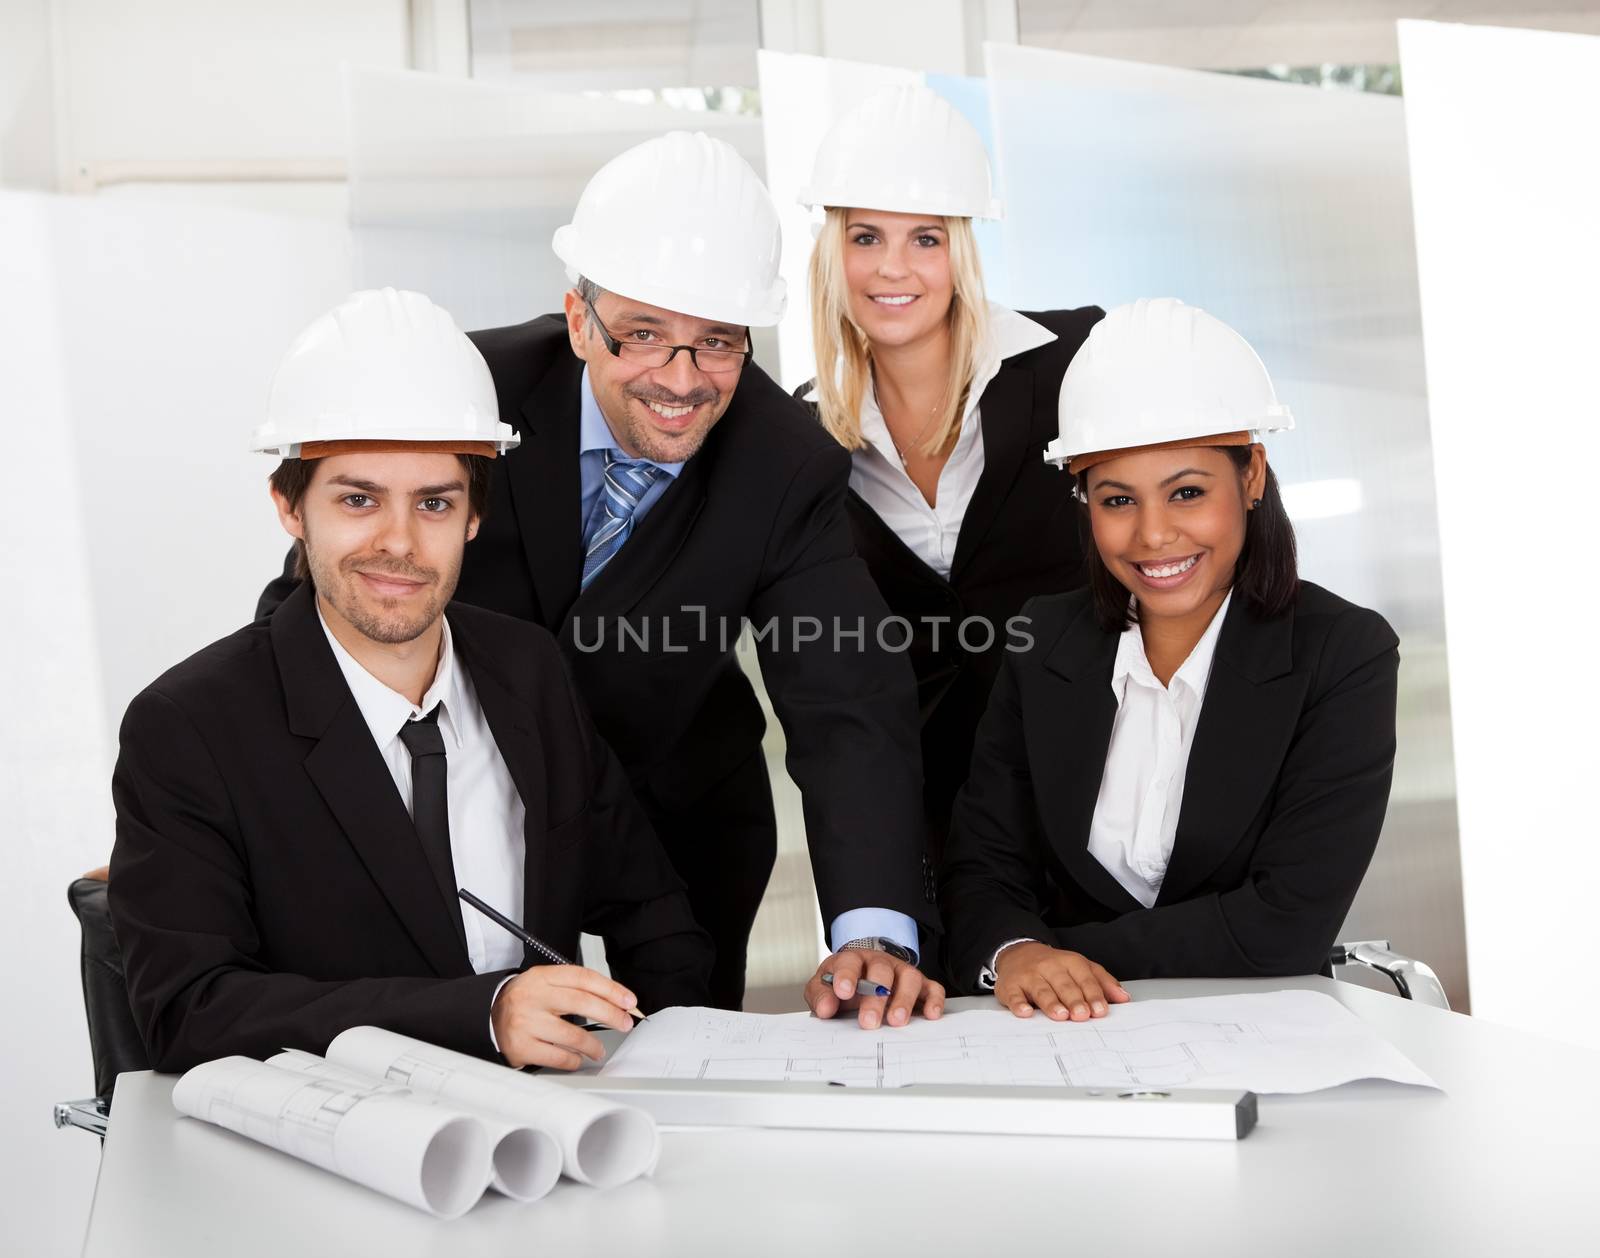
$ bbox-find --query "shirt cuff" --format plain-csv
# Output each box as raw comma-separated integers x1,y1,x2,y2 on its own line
487,973,517,1054
828,909,920,965
978,938,1040,991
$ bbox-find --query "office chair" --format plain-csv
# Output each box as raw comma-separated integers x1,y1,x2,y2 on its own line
53,870,151,1138
1330,939,1450,1010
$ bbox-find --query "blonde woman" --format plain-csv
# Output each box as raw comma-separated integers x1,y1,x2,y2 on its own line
797,85,1103,959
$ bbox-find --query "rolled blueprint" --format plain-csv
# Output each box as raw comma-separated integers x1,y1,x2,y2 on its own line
327,1025,659,1189
171,1056,490,1218
269,1050,562,1203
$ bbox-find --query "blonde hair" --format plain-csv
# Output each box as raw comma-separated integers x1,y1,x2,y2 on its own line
808,208,991,458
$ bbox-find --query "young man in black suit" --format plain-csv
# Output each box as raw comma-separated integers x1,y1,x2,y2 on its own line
259,133,946,1026
111,289,712,1073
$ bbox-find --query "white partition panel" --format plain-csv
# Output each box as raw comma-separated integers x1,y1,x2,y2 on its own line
47,197,352,731
1400,20,1600,1049
1,193,112,1258
1,188,351,1257
977,44,1466,1006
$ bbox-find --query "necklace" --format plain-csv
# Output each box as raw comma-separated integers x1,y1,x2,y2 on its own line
874,380,946,465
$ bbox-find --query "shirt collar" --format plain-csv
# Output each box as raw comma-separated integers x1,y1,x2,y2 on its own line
1111,590,1234,703
858,303,1057,452
579,366,686,479
976,303,1059,383
317,603,465,752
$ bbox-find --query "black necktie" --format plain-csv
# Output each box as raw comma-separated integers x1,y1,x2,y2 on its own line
398,707,464,946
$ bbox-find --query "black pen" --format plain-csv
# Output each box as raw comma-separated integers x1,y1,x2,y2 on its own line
458,887,645,1021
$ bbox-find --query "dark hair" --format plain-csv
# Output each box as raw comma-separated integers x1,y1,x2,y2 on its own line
269,453,493,582
1078,445,1298,633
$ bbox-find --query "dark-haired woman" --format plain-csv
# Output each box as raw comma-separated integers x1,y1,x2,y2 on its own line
941,299,1399,1022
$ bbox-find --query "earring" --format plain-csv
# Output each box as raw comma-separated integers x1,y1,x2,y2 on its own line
1251,498,1262,509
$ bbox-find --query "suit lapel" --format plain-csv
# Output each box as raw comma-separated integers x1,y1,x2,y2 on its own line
949,364,1034,583
507,355,585,627
273,586,471,978
451,615,550,948
1158,599,1308,904
1026,604,1147,913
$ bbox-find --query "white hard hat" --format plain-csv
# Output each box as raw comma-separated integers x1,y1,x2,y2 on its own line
797,84,1002,220
552,131,786,327
252,288,518,458
1045,298,1294,475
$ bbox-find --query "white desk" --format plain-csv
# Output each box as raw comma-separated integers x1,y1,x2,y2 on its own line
81,978,1600,1257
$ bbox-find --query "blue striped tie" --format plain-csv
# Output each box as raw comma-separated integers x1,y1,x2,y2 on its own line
581,453,665,589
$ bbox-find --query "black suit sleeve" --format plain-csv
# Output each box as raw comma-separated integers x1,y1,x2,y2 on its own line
547,642,715,1010
941,648,1062,988
255,546,299,620
746,442,934,933
1050,610,1398,979
110,689,509,1072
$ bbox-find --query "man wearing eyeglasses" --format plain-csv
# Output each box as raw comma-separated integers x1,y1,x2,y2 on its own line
260,133,944,1026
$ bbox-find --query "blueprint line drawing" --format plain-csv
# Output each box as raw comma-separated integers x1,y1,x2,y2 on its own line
170,1054,492,1217
600,992,1439,1094
643,1022,1262,1088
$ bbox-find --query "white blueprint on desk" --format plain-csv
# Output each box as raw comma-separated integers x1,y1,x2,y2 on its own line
601,991,1439,1094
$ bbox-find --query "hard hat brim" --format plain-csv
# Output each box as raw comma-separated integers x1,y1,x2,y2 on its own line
293,439,504,460
797,189,1005,220
1063,431,1256,477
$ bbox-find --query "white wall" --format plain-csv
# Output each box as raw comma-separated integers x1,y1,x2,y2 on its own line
2,7,396,1252
1401,19,1600,1050
0,190,113,1258
52,0,407,188
0,188,352,1258
0,0,58,187
56,195,354,727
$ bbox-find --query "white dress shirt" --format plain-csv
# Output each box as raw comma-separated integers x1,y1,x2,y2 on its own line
848,304,1058,578
1087,592,1233,908
318,609,527,975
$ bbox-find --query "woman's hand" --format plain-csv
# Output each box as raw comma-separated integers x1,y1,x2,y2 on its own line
992,943,1130,1021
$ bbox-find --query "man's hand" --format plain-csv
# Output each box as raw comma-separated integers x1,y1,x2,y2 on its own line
804,949,944,1029
491,965,637,1070
993,942,1129,1021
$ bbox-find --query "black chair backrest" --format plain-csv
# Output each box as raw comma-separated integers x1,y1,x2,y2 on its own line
67,877,150,1097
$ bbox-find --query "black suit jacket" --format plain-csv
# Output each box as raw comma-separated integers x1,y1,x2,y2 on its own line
259,316,934,934
941,582,1400,990
819,307,1103,851
110,583,712,1072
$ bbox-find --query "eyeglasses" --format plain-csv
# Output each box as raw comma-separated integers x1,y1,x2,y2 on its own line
583,296,752,375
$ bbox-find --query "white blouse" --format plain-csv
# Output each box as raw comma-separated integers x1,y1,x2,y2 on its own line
847,304,1057,578
1087,592,1233,908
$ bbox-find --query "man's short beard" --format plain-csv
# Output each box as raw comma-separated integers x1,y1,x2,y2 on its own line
304,524,461,645
336,584,444,644
612,381,723,464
